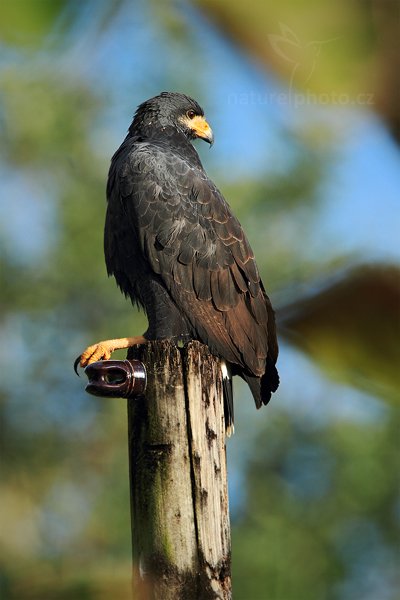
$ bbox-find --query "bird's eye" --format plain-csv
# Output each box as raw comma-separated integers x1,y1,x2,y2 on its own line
187,110,196,119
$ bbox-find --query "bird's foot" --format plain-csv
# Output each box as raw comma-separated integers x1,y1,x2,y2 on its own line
74,336,147,374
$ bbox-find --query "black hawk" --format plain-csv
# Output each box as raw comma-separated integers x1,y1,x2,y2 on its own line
77,92,279,426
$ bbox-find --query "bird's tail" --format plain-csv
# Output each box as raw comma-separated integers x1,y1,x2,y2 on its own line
242,357,280,409
221,360,234,436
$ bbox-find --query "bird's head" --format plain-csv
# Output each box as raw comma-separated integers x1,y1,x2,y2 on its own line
130,92,214,145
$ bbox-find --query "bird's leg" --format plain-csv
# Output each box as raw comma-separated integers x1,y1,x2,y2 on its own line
76,336,147,371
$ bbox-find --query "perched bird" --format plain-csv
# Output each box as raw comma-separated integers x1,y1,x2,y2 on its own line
76,92,279,427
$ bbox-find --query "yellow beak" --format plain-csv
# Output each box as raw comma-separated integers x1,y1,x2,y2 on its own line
190,115,214,145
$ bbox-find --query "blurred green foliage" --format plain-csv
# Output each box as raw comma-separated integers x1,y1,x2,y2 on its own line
0,1,399,599
232,410,399,599
0,0,66,48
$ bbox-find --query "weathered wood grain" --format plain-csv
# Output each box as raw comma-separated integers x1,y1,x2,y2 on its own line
127,340,231,600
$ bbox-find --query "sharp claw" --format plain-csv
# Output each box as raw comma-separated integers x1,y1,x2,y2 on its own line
74,355,81,376
75,341,116,376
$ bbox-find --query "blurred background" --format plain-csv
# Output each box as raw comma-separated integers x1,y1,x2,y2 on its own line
1,1,399,598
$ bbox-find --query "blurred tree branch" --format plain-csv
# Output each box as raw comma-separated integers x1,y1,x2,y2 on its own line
278,264,400,402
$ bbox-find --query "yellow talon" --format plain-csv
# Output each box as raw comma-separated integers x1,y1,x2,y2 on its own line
74,335,147,373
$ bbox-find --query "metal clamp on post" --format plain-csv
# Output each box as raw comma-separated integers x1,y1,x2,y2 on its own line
83,359,146,398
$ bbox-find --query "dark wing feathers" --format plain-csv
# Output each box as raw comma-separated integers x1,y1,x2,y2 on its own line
116,144,276,378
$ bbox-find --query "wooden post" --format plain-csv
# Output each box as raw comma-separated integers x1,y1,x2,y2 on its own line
127,340,231,600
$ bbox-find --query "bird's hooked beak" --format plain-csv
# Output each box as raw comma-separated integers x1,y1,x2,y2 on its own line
191,115,214,145
180,113,214,145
